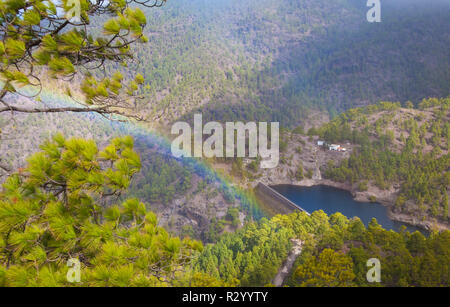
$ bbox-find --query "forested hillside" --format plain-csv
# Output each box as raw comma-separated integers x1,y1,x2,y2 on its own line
1,136,448,287
317,97,449,227
0,0,449,288
0,97,260,241
3,0,449,164
195,211,450,287
103,0,450,126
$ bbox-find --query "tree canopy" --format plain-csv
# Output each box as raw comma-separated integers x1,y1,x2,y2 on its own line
0,134,203,286
0,0,165,118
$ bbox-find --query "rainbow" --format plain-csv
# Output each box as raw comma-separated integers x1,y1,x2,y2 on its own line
15,85,265,220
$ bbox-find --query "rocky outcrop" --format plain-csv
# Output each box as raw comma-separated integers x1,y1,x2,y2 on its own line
245,133,449,232
155,176,243,238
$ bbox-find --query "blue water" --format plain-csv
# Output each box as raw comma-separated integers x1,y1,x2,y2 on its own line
272,184,425,234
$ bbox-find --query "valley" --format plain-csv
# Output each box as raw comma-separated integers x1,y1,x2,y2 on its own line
0,0,449,288
221,99,449,232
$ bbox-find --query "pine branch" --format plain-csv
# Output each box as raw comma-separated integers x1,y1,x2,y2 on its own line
0,104,143,121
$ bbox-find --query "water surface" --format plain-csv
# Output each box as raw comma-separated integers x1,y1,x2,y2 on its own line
272,184,425,233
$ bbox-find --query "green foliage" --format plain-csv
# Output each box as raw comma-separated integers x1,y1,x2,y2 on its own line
197,210,450,287
294,248,355,287
176,0,450,126
358,181,368,192
1,134,448,287
292,126,304,135
0,135,202,286
226,207,240,228
321,98,450,222
295,164,304,181
0,0,158,117
125,153,191,205
195,216,293,286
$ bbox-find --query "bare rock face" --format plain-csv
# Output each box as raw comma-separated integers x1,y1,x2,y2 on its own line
155,176,244,238
247,133,352,188
244,128,450,232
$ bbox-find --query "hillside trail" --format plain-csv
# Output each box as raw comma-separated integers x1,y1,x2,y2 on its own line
312,146,322,180
272,239,303,286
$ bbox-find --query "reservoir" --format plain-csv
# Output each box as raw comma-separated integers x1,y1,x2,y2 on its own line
272,184,425,234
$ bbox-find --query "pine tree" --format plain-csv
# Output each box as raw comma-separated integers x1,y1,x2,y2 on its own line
0,135,202,286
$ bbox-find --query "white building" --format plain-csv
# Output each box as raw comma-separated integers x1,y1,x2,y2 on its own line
317,140,324,146
329,144,340,151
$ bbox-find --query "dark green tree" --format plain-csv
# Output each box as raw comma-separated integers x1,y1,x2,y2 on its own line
0,135,202,286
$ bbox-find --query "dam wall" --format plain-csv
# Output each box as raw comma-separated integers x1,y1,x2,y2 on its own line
254,183,310,216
